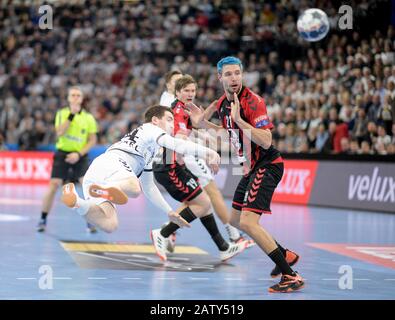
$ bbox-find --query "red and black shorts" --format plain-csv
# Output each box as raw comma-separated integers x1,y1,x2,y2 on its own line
153,164,203,203
232,158,284,215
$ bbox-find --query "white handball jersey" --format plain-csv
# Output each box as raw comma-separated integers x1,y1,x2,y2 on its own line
159,91,176,107
106,123,166,175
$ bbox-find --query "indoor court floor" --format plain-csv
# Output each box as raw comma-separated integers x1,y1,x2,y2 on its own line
0,183,394,300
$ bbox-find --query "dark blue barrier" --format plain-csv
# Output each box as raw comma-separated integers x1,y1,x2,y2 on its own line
88,145,108,160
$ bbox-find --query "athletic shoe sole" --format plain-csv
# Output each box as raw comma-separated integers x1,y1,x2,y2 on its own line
89,184,128,205
61,183,78,208
268,282,305,293
150,230,167,262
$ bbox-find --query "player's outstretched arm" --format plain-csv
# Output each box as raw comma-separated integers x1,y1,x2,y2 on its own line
157,134,220,174
139,170,190,228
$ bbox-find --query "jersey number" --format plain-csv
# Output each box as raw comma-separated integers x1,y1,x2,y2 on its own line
124,127,141,153
186,178,198,189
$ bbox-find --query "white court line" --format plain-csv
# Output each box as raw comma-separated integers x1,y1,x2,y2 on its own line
8,275,389,282
322,278,370,281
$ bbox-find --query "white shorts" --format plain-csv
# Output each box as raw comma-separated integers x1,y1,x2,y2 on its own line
82,152,137,205
183,155,213,188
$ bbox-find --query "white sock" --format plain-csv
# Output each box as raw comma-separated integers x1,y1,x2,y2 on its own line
74,197,91,216
225,223,240,241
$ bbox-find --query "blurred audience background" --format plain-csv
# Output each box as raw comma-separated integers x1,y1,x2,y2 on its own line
0,0,394,155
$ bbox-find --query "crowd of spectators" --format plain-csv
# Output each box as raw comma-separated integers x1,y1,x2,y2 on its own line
0,0,394,155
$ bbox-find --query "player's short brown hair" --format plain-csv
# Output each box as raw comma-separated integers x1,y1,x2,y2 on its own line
164,70,183,84
144,105,173,123
174,74,197,93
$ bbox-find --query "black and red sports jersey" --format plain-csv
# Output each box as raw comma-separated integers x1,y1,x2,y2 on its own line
216,87,280,171
172,99,192,136
154,99,192,171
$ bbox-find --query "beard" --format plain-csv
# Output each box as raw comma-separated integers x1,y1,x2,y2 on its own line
226,84,240,95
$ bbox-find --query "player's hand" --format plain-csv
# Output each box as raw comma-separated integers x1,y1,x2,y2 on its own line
168,211,191,228
185,102,205,128
206,151,220,175
65,152,80,164
230,93,241,123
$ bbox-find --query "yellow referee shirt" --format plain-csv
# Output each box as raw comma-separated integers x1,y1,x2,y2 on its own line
55,107,98,152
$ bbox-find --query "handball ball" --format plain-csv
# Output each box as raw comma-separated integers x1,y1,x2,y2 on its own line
297,8,330,42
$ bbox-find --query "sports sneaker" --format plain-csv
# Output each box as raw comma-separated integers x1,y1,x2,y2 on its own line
61,183,78,208
270,249,299,278
161,222,176,253
268,272,304,293
89,184,128,205
225,224,241,241
151,228,168,261
220,240,248,262
86,222,98,234
231,236,256,249
36,218,47,232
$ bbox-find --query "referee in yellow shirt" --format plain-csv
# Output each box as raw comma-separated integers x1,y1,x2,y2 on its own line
37,86,98,233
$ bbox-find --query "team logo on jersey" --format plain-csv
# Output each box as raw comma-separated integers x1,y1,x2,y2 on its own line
81,129,86,134
118,158,132,173
179,123,187,130
254,115,269,128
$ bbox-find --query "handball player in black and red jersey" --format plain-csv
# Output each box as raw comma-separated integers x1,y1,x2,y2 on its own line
188,57,303,293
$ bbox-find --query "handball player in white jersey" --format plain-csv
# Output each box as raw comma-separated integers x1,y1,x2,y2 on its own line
60,105,220,234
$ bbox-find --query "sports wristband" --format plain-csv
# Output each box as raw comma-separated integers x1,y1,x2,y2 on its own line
68,113,75,121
